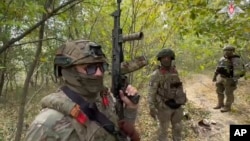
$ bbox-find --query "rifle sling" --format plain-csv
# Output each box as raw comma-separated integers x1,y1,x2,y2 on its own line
60,86,125,140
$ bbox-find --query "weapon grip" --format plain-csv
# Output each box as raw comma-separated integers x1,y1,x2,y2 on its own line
127,95,140,104
121,75,140,104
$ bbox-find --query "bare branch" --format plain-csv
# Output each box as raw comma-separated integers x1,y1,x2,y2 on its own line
11,37,64,46
55,0,82,16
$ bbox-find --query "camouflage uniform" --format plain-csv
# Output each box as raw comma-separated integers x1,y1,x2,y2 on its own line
148,49,187,141
25,90,120,141
213,46,246,112
25,39,141,141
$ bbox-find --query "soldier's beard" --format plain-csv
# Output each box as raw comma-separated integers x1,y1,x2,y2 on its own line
61,68,104,102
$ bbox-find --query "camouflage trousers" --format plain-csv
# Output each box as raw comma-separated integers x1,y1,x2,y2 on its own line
156,106,183,141
215,76,237,108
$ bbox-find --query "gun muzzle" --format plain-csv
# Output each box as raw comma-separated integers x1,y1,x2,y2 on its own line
122,32,144,42
121,56,148,75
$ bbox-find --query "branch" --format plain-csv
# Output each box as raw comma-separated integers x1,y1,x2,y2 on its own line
88,3,104,39
0,0,83,54
11,37,64,46
54,0,82,16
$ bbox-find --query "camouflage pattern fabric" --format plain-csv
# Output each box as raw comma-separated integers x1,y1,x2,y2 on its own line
216,57,233,78
157,106,183,141
214,55,245,111
55,39,107,65
216,56,245,78
148,67,186,141
25,89,136,141
215,76,237,110
121,56,148,75
231,56,246,78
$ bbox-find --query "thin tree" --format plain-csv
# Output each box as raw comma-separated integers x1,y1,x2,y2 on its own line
14,1,84,140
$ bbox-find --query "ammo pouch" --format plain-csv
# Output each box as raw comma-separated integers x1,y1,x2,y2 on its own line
165,99,181,109
170,82,182,88
157,73,186,109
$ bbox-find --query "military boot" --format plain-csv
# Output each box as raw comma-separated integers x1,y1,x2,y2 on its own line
213,94,224,109
213,104,224,109
220,105,231,112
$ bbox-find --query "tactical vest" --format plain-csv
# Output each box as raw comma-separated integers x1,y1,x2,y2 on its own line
217,57,233,78
217,55,246,78
156,68,187,106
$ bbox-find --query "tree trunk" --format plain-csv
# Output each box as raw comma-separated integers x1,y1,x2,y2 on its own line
0,72,5,97
34,70,39,89
14,16,46,141
0,50,7,97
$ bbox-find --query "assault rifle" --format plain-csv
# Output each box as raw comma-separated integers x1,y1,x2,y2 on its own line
111,0,147,120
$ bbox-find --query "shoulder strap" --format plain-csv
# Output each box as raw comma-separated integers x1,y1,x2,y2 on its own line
61,86,126,141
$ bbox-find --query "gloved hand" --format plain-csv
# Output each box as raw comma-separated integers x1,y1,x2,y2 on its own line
118,120,140,141
149,109,157,120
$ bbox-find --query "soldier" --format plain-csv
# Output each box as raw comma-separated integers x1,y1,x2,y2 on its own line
213,45,246,112
25,39,140,141
148,48,187,141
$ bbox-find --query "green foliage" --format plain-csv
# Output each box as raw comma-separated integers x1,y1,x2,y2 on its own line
0,0,249,93
0,0,249,132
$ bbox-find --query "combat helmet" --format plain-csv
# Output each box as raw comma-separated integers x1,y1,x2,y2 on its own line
223,45,235,52
157,48,175,60
54,39,107,77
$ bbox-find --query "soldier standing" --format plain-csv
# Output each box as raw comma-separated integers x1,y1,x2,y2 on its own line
25,39,140,141
148,48,187,141
213,45,246,112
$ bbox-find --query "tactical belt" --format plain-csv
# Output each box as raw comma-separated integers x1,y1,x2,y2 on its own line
61,86,126,141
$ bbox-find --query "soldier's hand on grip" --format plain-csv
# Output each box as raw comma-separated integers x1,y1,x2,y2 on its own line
119,85,139,109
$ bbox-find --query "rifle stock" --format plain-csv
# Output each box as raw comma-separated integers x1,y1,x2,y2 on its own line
111,0,146,120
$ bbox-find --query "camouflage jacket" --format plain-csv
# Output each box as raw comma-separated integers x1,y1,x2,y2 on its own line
216,55,246,79
148,67,187,110
25,89,137,141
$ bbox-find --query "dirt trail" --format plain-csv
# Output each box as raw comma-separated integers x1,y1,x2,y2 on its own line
183,74,248,141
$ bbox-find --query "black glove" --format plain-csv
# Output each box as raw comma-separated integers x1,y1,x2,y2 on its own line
149,109,157,120
165,99,181,109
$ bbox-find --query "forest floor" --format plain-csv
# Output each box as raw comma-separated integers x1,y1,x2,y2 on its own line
136,73,250,141
182,74,250,141
0,73,250,141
